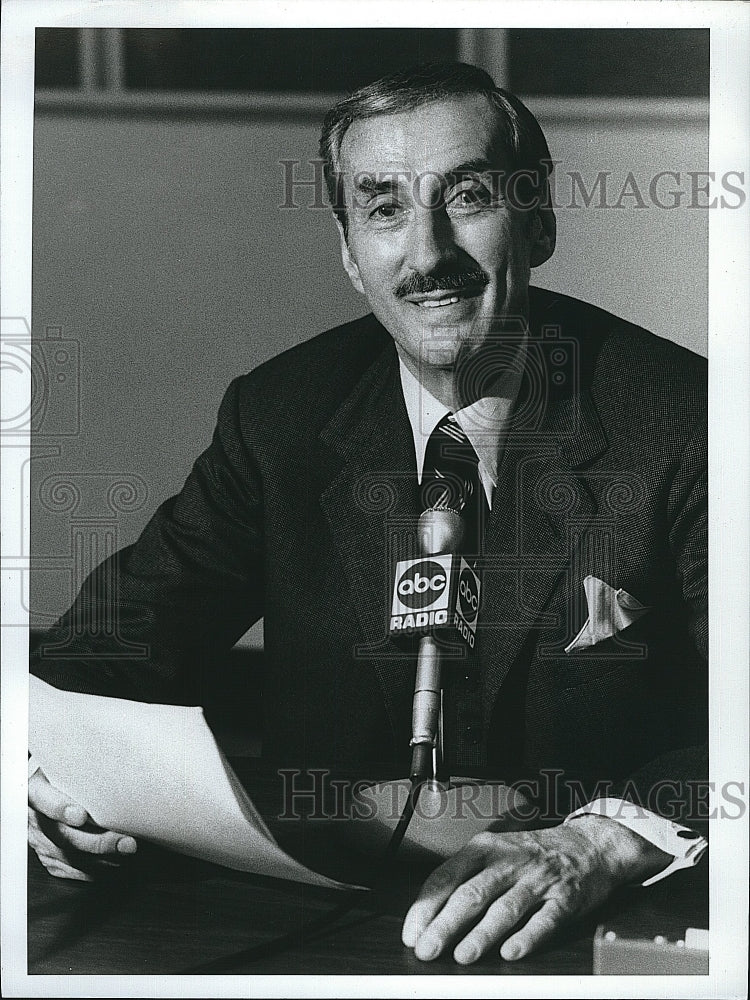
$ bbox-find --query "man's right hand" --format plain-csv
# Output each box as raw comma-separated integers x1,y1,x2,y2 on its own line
28,769,137,881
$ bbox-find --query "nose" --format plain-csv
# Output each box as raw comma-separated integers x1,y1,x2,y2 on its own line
405,203,457,275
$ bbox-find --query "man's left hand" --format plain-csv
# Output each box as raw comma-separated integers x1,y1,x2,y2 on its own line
402,816,670,965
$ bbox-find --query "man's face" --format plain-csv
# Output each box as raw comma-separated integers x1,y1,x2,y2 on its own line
337,95,549,385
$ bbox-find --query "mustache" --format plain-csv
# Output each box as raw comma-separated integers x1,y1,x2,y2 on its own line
394,268,489,299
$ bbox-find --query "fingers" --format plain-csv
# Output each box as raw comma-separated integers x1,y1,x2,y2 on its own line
29,807,138,880
412,868,516,961
500,898,566,961
28,809,94,881
28,770,137,881
38,814,137,858
453,878,541,964
28,770,90,827
401,840,486,950
407,873,568,966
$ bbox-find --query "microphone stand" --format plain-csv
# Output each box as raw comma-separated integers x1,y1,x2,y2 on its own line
384,508,463,859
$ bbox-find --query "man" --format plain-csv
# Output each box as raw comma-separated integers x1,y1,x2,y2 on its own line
29,62,707,965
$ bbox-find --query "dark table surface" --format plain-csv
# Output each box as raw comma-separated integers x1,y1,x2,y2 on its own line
28,766,708,977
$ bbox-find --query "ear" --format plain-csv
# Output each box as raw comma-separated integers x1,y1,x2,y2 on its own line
529,205,556,268
336,219,365,294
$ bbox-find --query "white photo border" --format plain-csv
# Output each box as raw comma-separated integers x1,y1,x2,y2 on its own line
2,2,748,997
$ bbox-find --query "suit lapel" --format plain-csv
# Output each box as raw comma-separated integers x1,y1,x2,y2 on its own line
479,367,609,724
315,313,611,737
318,342,419,742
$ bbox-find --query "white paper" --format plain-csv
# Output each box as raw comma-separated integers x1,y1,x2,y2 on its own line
28,676,363,891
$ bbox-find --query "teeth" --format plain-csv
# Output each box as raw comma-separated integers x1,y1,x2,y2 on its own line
417,296,460,309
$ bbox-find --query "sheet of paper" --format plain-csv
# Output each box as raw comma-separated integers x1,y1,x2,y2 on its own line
28,676,363,891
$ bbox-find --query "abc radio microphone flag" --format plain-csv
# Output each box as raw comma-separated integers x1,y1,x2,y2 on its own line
389,554,480,649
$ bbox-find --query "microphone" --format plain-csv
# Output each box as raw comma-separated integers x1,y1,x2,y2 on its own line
380,507,479,859
357,519,526,861
388,510,481,653
408,508,465,782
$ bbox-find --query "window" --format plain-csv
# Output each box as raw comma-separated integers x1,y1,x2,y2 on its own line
507,29,708,97
35,28,79,87
34,27,709,107
123,28,459,92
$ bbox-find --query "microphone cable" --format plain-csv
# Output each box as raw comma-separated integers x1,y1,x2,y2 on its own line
181,887,377,973
181,777,426,974
383,777,424,862
383,738,436,861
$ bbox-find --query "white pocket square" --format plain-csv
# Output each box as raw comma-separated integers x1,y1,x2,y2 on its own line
564,575,650,654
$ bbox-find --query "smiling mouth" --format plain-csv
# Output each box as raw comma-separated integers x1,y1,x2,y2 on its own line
417,295,461,309
406,287,485,309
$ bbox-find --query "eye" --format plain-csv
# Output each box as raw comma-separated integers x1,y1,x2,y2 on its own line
369,202,402,221
447,182,493,213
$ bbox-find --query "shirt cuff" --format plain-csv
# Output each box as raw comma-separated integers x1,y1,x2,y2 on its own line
563,797,707,886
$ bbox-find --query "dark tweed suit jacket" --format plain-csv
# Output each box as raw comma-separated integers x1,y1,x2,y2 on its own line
31,287,707,824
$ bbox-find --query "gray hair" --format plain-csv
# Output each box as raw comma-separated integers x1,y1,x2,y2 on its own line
319,61,554,233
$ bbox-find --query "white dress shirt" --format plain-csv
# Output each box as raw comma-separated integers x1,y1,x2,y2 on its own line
396,349,707,886
398,344,525,509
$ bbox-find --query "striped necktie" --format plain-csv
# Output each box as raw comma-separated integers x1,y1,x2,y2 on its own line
420,413,488,561
421,413,488,770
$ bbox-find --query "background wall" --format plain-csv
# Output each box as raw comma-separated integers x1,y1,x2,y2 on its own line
29,43,709,637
